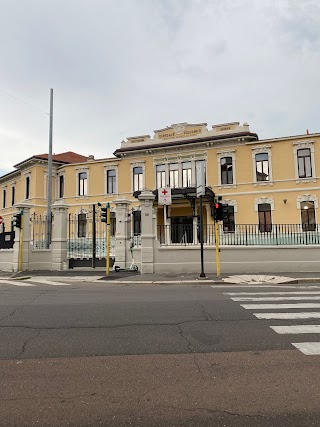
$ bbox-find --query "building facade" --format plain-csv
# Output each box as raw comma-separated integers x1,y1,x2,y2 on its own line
0,121,319,240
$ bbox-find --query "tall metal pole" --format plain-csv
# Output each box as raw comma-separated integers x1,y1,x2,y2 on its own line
199,195,205,278
46,88,53,249
92,204,96,268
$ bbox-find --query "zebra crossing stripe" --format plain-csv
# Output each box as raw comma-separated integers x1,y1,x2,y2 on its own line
241,303,320,310
291,342,320,355
232,296,320,301
271,325,320,334
254,312,320,319
226,291,320,296
0,280,36,287
28,279,71,286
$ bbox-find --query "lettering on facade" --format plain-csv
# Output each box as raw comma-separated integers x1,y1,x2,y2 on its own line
216,125,235,132
130,138,145,143
158,128,202,140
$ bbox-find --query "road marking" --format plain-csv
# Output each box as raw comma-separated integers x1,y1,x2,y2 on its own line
226,291,320,296
291,342,320,355
254,312,320,320
0,280,36,287
27,279,71,286
232,296,320,301
242,303,320,310
271,325,320,334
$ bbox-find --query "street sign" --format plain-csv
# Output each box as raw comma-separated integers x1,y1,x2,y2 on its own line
158,187,172,205
196,162,205,196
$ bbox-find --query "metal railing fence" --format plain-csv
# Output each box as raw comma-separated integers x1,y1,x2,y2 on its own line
157,224,320,246
30,213,53,250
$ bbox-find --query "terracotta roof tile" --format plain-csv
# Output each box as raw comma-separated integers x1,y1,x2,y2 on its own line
34,151,88,163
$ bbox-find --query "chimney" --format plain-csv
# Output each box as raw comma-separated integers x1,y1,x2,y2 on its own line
87,155,94,161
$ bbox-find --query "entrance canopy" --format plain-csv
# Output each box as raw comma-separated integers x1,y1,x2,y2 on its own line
133,186,216,218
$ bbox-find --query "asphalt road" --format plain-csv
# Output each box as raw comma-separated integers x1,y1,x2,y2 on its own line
2,280,320,426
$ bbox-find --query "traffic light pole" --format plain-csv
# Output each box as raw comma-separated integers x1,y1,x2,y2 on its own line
18,212,24,272
92,204,96,269
46,88,53,249
199,195,205,278
214,220,221,278
106,203,111,276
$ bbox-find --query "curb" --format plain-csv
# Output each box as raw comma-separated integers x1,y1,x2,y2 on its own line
96,278,320,285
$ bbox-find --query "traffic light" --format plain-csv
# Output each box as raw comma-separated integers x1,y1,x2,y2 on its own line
12,212,22,229
101,206,107,223
214,203,223,221
222,204,229,222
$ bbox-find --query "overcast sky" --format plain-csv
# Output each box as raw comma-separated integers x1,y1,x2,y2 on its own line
0,0,319,175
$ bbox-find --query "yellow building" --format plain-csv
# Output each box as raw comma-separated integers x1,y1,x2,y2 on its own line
0,121,319,243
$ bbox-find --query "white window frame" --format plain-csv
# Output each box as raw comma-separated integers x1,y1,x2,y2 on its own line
24,171,31,200
75,208,89,238
217,150,236,189
56,172,65,199
293,140,316,183
154,154,207,190
254,197,275,212
104,164,118,195
182,161,192,188
296,194,318,210
155,164,166,189
11,182,16,206
251,145,273,186
130,161,145,193
76,167,89,198
2,186,7,209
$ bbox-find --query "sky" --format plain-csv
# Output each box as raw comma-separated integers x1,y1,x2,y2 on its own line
0,0,319,175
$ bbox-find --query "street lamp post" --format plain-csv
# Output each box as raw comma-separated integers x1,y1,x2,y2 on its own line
46,88,53,249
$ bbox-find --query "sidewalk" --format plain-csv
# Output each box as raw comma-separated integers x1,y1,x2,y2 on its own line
6,269,320,284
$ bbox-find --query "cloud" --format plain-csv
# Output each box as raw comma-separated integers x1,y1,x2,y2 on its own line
0,0,319,174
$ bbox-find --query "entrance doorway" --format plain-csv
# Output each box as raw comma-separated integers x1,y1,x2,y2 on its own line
171,216,194,243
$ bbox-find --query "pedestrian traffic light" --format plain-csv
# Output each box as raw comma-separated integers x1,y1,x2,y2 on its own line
101,206,107,223
12,212,22,229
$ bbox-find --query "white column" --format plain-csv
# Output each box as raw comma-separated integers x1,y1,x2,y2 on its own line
113,198,131,268
51,201,69,270
138,190,156,273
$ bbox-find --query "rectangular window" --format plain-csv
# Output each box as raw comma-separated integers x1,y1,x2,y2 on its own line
59,175,64,198
107,169,116,194
2,189,6,208
110,212,116,236
221,157,233,185
77,213,87,238
169,163,179,188
258,203,272,233
255,153,269,181
297,148,312,178
156,165,166,189
223,205,235,232
26,176,30,199
182,162,192,187
301,201,316,231
78,172,87,196
196,160,206,187
133,210,141,235
133,167,143,192
11,187,15,206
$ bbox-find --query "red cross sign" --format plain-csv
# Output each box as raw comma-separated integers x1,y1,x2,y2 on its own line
159,187,172,205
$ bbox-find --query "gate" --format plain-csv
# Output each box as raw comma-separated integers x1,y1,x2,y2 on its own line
67,205,115,269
